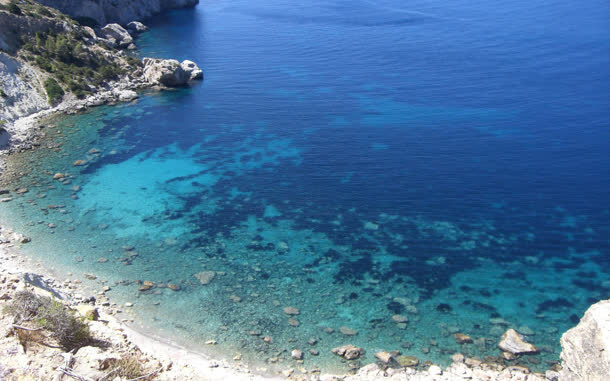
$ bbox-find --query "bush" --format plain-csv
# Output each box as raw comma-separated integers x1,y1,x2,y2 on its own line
8,1,22,15
36,299,91,350
36,5,53,17
43,77,64,105
2,290,44,322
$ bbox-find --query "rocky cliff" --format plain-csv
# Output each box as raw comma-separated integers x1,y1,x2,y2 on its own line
36,0,199,25
560,299,610,381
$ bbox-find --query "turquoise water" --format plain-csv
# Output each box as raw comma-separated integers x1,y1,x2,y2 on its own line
2,0,610,375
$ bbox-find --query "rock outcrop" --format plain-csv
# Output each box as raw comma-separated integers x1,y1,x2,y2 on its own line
560,299,610,381
143,58,203,87
36,0,199,26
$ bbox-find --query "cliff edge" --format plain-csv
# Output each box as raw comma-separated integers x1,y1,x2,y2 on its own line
560,299,610,381
36,0,199,25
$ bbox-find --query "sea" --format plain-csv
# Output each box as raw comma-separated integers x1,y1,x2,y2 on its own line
1,0,609,375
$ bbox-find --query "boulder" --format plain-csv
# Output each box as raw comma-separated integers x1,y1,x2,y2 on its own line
142,58,189,87
180,60,203,80
291,349,303,360
331,345,363,360
283,306,300,315
72,346,119,378
100,23,133,48
560,299,610,380
374,351,393,364
498,328,538,354
126,21,148,34
114,89,138,102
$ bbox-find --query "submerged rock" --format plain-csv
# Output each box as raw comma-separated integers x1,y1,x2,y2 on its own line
498,328,538,354
339,326,358,336
331,345,363,360
396,355,419,367
283,306,300,315
455,333,473,344
194,271,216,285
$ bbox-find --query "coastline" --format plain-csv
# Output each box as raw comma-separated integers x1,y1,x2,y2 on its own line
0,224,564,381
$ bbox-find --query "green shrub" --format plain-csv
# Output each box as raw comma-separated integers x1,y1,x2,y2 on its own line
36,5,53,17
36,299,91,350
43,77,64,105
8,1,22,15
3,291,92,350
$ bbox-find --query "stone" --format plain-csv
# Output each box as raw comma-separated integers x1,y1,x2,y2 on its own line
452,353,465,363
229,295,241,302
283,306,300,315
288,318,300,327
115,89,138,102
53,173,64,179
374,351,393,364
142,57,189,87
100,23,133,48
455,333,473,344
194,271,216,285
331,345,363,360
499,329,538,354
126,21,148,34
560,299,610,380
339,326,358,336
396,355,419,367
73,159,86,166
168,284,180,291
291,349,303,360
75,304,99,321
138,280,155,291
180,60,204,80
428,365,442,375
73,346,118,373
392,314,408,323
16,187,29,194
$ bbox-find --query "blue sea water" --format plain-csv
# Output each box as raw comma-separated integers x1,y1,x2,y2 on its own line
2,0,610,375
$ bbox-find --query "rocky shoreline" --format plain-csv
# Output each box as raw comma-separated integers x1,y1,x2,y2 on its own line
1,220,608,380
0,224,560,381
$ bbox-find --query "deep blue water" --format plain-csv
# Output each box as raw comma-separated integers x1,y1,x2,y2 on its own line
2,0,610,374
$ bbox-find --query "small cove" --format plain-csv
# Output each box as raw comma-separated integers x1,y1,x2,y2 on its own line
2,0,610,375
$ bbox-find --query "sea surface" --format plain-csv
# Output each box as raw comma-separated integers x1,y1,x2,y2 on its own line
2,0,610,375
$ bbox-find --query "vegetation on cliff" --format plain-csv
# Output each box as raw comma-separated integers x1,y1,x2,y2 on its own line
1,0,142,102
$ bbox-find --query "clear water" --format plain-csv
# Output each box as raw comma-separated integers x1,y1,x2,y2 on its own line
2,0,610,375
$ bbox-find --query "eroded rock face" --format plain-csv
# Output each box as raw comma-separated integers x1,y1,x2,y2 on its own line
498,328,538,354
560,299,610,381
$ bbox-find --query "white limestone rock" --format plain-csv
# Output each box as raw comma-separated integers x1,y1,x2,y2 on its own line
142,58,189,86
498,328,538,354
100,23,133,48
560,299,610,381
180,60,204,80
126,21,148,34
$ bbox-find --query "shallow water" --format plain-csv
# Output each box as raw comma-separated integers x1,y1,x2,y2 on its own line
2,0,610,375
